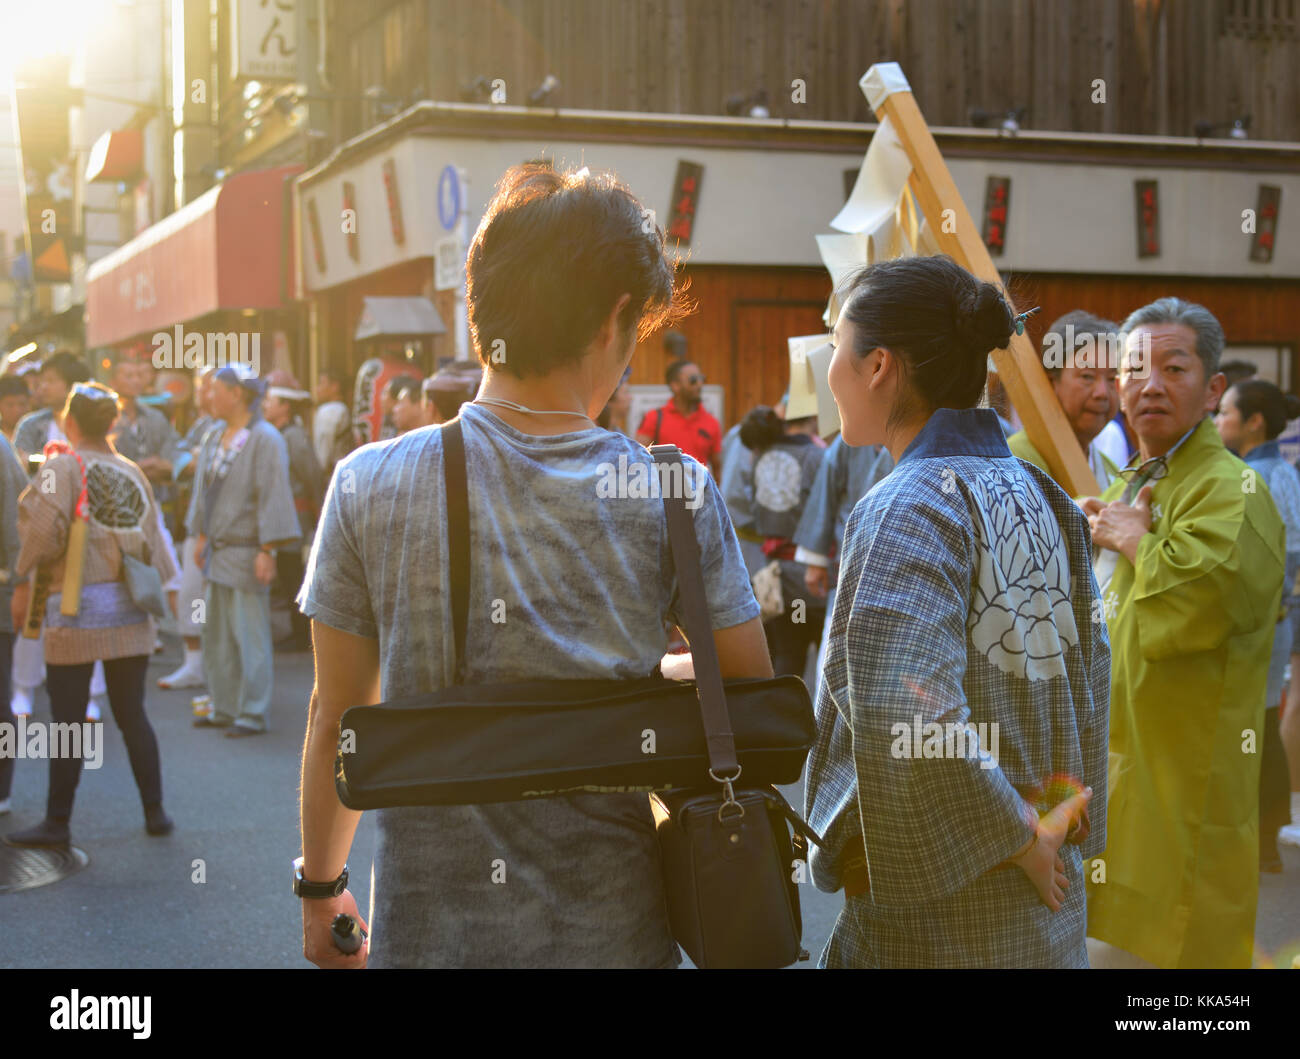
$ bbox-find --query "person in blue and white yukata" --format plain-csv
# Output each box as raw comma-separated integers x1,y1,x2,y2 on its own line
804,255,1110,968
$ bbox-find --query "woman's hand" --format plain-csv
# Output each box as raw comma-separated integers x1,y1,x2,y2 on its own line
1011,786,1093,912
302,890,368,969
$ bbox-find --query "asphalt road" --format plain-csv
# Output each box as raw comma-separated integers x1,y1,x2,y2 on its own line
1,639,1296,969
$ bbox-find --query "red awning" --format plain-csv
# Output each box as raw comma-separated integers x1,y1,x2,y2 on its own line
85,165,301,348
85,129,143,183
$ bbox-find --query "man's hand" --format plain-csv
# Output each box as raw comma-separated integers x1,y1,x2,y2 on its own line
660,652,694,681
302,889,368,969
1086,485,1153,563
192,534,206,568
254,550,276,585
1011,787,1093,912
805,565,829,599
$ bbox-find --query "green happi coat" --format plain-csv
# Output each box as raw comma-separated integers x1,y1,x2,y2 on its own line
1085,418,1284,968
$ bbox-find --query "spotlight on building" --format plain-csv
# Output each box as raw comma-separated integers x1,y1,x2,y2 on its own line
1194,115,1252,140
364,85,401,118
527,75,559,106
459,76,495,103
725,89,770,118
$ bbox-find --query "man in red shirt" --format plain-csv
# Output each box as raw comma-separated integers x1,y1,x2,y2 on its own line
635,360,722,475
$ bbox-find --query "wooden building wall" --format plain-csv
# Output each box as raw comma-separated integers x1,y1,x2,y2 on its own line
629,265,833,428
328,0,1300,144
1015,272,1300,358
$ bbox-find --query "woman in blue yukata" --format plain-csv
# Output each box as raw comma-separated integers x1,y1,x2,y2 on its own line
804,255,1110,968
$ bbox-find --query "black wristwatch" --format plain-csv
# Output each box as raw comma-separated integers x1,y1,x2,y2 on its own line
292,856,348,899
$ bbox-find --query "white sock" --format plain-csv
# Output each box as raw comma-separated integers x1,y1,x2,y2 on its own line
184,647,202,667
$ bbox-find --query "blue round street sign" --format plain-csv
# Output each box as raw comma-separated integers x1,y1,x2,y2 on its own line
438,166,460,231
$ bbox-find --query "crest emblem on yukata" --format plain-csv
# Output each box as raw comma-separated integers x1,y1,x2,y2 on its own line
967,470,1078,681
753,449,803,512
85,461,149,530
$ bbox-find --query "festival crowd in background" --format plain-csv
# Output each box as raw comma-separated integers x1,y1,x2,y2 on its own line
0,166,1297,970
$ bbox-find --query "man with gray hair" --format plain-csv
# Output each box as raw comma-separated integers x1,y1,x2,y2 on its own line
1081,297,1284,968
1008,309,1122,493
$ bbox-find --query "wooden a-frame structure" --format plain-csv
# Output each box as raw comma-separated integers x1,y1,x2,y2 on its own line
860,63,1101,498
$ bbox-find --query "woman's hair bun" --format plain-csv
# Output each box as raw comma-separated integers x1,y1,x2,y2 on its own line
738,406,784,450
954,281,1014,357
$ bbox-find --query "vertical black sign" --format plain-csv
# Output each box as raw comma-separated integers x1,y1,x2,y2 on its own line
1250,185,1280,264
382,158,405,247
13,55,74,282
666,161,704,246
305,197,326,274
342,181,359,263
1135,179,1160,258
981,176,1010,256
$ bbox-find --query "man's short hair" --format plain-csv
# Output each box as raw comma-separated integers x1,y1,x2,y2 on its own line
467,163,686,379
666,360,696,387
1041,309,1119,380
427,385,468,423
1218,359,1258,389
1120,297,1225,379
0,375,29,399
423,362,482,422
662,330,687,360
386,375,422,403
39,351,92,389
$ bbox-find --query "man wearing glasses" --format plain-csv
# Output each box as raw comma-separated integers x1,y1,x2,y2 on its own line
635,358,721,476
1081,298,1284,969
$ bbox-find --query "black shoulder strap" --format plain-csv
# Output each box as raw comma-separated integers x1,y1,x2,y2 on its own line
652,408,663,446
650,443,739,778
442,416,469,685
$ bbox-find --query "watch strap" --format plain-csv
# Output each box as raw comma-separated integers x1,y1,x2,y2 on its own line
294,857,348,899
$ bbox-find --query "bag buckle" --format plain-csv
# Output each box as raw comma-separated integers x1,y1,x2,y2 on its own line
709,766,744,825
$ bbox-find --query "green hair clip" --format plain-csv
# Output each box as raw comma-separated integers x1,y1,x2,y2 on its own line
1013,306,1041,336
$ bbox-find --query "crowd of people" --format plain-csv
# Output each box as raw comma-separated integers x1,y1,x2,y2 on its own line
0,350,484,835
0,159,1296,971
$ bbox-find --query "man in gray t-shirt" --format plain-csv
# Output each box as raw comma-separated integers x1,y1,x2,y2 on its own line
298,402,759,967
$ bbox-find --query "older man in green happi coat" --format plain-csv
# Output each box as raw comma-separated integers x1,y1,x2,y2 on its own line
1082,298,1284,968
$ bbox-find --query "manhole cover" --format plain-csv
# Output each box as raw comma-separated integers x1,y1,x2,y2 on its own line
0,841,89,892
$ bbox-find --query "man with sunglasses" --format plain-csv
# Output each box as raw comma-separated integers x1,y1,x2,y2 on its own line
1081,298,1284,969
635,358,721,476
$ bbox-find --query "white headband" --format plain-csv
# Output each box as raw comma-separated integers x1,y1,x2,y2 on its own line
267,386,310,402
